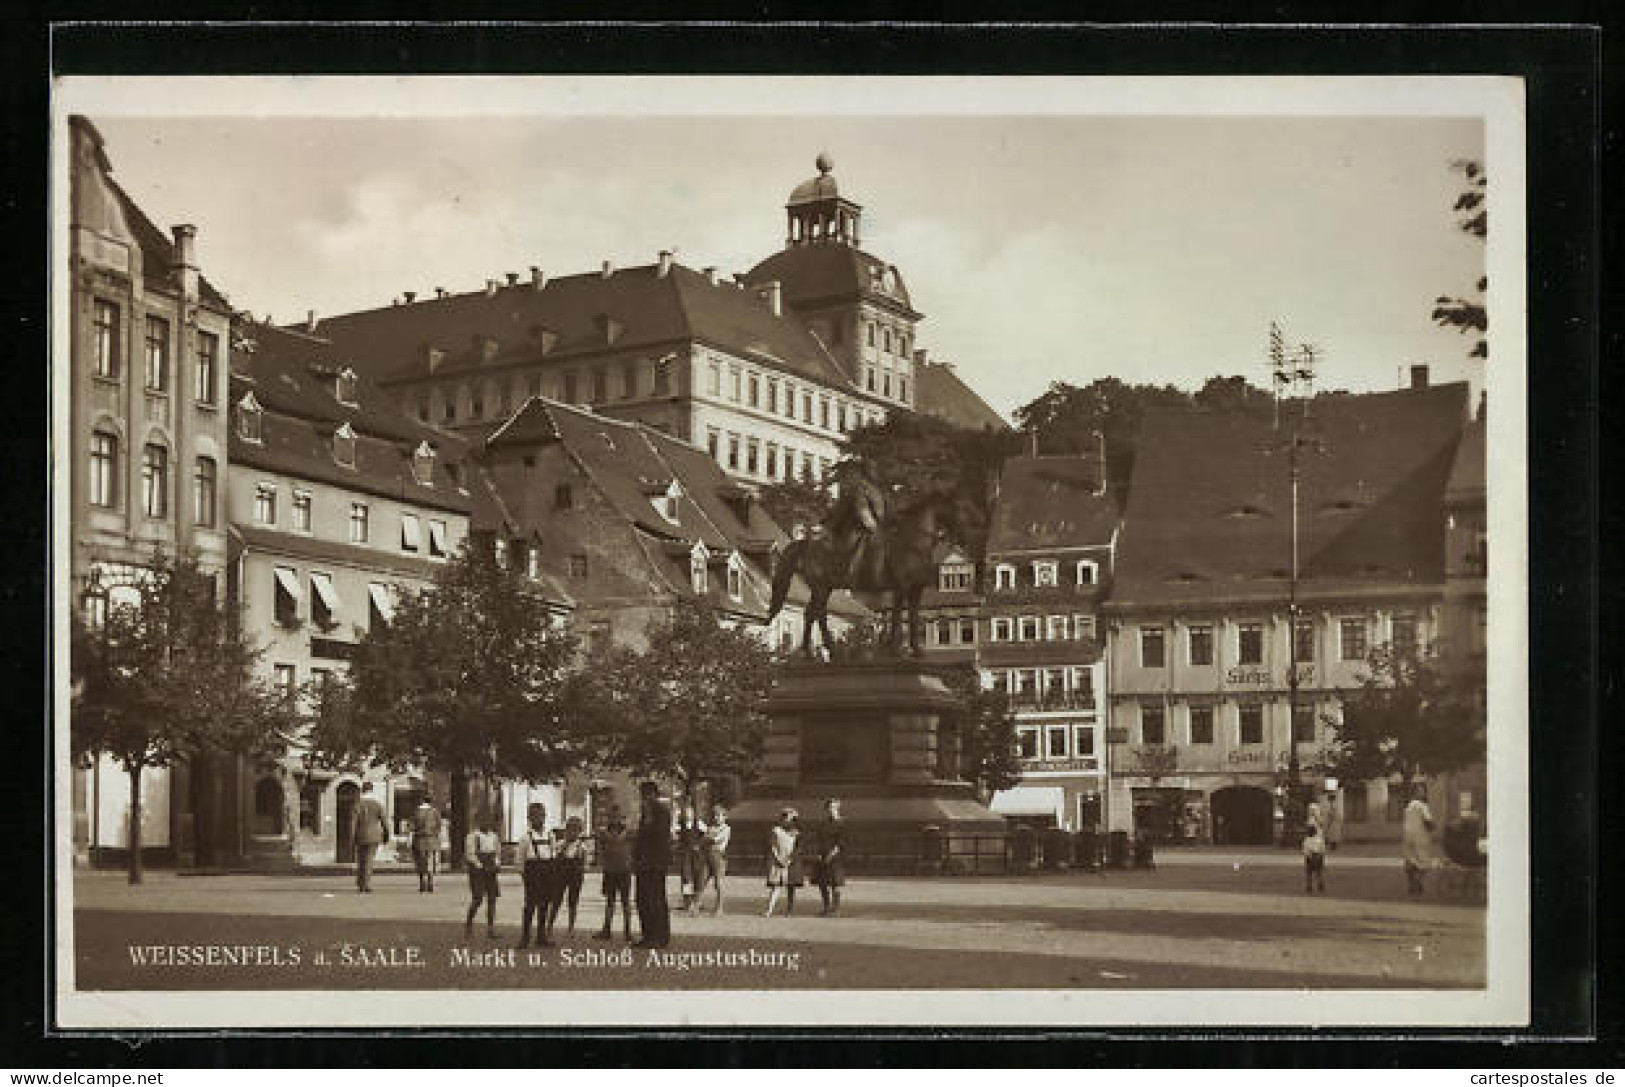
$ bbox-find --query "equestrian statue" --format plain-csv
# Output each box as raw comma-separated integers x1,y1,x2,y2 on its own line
766,460,964,659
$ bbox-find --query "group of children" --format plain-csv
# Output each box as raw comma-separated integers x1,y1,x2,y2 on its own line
461,801,735,944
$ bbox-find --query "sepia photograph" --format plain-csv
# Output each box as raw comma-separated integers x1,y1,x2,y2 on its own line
50,73,1528,1030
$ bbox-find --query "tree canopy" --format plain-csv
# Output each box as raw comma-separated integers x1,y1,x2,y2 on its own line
937,663,1022,798
1431,159,1488,360
590,600,779,804
71,549,296,882
1325,644,1485,788
305,542,585,856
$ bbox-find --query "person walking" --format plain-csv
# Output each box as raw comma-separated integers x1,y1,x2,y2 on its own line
1401,783,1437,898
812,797,847,916
703,804,732,916
410,794,442,893
593,807,634,942
517,802,556,949
632,781,672,949
764,808,801,918
548,816,588,939
351,781,391,894
1302,820,1327,893
463,815,502,939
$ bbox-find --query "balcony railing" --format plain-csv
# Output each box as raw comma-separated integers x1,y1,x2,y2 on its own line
1000,690,1097,712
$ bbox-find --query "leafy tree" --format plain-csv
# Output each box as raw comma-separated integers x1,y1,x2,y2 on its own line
1193,374,1276,417
938,664,1022,798
757,476,833,538
592,600,778,807
1012,378,1193,502
71,550,296,883
1325,644,1485,791
306,543,585,862
1431,159,1487,359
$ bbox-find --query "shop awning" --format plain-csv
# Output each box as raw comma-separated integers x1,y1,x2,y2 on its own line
990,786,1066,819
273,566,302,603
310,571,339,612
368,582,396,623
428,519,447,555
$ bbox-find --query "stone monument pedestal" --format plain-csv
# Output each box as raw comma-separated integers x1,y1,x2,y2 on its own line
730,661,1007,875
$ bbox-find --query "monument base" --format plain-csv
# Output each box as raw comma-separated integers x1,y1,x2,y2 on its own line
729,660,1007,875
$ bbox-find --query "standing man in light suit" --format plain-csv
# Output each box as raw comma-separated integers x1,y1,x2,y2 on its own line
351,780,391,893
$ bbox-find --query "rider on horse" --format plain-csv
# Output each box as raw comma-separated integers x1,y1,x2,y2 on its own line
826,459,887,589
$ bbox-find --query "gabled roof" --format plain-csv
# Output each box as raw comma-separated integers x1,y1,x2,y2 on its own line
1109,383,1470,609
916,360,1011,433
304,262,855,393
744,244,918,316
988,456,1118,554
229,320,471,511
103,175,232,311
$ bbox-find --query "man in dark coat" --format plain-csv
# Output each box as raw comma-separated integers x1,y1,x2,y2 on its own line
410,795,443,893
351,781,391,893
813,797,847,916
631,780,672,948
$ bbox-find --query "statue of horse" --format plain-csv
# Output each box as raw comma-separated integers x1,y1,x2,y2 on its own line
766,489,962,659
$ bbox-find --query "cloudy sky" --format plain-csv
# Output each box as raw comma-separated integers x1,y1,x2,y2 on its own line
73,79,1489,420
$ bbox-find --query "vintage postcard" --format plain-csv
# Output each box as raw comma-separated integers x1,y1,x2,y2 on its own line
51,72,1528,1029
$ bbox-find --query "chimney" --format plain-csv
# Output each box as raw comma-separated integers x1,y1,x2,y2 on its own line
505,272,519,287
703,266,719,285
734,274,748,289
435,287,447,299
758,280,783,317
1409,364,1429,390
913,347,928,366
485,279,499,297
305,310,317,333
530,266,546,291
403,290,416,304
171,224,198,300
657,250,673,277
601,260,614,279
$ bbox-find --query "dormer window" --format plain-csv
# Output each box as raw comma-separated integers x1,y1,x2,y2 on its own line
525,542,541,580
1076,560,1098,586
335,367,359,406
690,543,709,595
652,480,683,524
237,392,263,443
1033,561,1059,588
332,422,356,468
726,554,744,601
994,564,1016,591
412,440,436,486
939,562,973,593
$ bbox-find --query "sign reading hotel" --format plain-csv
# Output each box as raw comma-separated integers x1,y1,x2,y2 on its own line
1225,664,1316,687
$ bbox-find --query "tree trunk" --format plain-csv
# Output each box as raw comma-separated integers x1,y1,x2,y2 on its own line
449,767,468,867
127,763,144,885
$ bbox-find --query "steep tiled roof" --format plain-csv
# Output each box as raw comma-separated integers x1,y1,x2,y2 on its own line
305,262,854,393
915,360,1010,433
989,456,1117,554
103,174,231,312
229,320,471,512
745,244,918,316
1109,383,1470,609
1445,417,1485,506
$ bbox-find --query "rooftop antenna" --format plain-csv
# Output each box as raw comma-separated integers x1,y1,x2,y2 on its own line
1269,320,1288,431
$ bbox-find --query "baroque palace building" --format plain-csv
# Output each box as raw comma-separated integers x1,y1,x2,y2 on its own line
303,154,1004,491
1103,376,1475,845
68,115,234,866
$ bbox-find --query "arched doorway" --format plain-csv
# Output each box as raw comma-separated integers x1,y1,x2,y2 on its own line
252,776,285,837
335,781,359,862
1210,785,1273,845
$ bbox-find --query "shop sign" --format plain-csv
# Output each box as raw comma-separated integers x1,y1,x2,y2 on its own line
1227,750,1269,765
1225,664,1315,686
1028,757,1100,773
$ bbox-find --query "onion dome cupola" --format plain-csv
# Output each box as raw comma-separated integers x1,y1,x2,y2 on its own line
785,152,863,248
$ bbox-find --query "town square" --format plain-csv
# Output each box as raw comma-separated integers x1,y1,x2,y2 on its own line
54,75,1512,1026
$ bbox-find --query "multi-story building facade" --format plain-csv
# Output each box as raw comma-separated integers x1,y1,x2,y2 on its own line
977,457,1119,831
225,319,486,867
476,395,866,822
299,155,1002,489
1104,380,1474,844
1434,409,1487,825
68,115,234,865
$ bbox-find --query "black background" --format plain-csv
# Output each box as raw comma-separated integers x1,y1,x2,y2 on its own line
4,9,1608,1069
